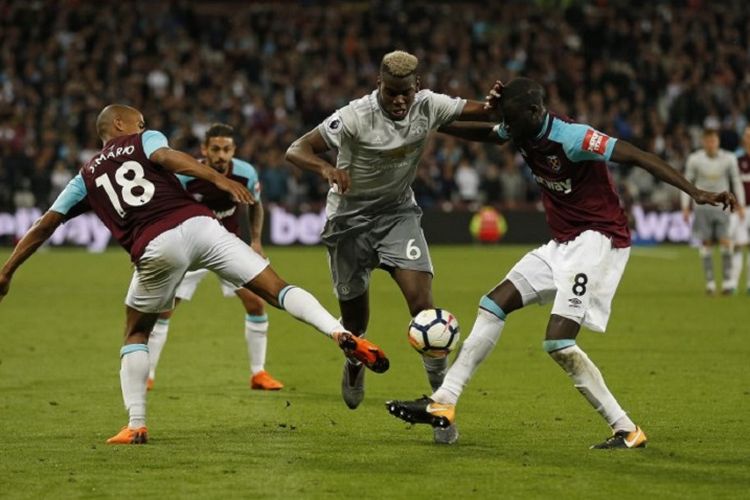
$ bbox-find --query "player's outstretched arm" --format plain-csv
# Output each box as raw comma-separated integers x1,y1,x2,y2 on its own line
611,140,737,210
454,81,504,122
0,211,65,302
438,122,507,144
150,147,254,205
285,129,350,193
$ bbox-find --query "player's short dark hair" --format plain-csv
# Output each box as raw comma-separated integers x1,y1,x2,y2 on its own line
702,128,719,137
502,78,545,108
204,123,235,144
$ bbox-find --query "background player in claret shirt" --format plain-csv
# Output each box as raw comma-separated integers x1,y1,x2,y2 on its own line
286,50,499,444
729,125,750,294
147,124,283,392
681,129,745,295
0,104,389,445
387,78,736,449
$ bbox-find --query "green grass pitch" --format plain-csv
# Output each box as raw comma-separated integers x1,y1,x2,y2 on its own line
1,245,748,498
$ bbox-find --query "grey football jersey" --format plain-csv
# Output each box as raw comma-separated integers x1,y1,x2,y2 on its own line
318,89,466,219
681,149,746,209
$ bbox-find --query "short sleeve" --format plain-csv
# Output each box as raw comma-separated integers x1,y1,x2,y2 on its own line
232,159,261,200
141,130,169,159
318,107,356,149
550,120,617,163
425,90,466,128
174,173,193,188
50,174,88,215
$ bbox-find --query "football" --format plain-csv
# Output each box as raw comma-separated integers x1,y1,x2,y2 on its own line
408,308,460,358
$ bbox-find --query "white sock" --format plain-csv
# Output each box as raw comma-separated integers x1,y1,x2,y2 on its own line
432,296,506,405
746,252,750,289
246,314,268,375
119,344,149,428
731,249,743,288
148,319,170,380
546,342,636,433
279,285,344,337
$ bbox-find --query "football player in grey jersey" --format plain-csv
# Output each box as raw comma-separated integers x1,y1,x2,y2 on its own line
681,128,746,294
286,50,498,444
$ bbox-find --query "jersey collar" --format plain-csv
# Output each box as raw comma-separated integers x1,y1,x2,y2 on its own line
534,113,551,140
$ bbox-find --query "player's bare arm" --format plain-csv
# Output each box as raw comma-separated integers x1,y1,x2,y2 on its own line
0,211,65,301
438,122,507,144
611,140,737,211
285,129,350,193
150,147,254,204
241,201,265,257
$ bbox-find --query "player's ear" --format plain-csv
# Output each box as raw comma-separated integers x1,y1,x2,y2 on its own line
200,143,208,156
415,75,421,92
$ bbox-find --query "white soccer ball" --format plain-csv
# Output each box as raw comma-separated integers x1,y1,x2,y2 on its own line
408,308,460,358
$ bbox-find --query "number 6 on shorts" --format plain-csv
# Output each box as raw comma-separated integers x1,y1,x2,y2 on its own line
406,238,422,260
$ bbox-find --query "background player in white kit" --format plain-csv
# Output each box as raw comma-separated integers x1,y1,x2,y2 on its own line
681,128,745,295
729,125,750,294
147,124,283,392
286,50,499,444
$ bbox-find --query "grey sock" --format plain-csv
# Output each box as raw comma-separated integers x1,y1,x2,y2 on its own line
423,355,449,392
702,254,714,284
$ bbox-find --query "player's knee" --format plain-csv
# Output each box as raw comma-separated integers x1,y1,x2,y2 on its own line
478,295,507,321
487,280,523,313
543,338,576,353
242,294,265,315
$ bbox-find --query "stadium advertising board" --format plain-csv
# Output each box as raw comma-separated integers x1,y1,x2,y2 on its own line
0,205,694,250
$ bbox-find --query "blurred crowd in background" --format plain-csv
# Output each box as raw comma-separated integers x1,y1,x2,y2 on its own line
1,0,748,213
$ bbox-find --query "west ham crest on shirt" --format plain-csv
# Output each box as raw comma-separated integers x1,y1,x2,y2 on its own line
546,155,561,172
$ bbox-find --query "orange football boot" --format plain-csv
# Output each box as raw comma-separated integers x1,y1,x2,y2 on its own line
335,332,389,373
250,370,284,390
106,426,148,445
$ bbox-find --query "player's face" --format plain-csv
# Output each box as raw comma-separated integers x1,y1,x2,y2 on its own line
377,73,419,121
501,101,543,141
202,136,236,173
743,128,750,150
702,133,719,154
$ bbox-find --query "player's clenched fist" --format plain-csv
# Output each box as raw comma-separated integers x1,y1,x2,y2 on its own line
322,165,351,194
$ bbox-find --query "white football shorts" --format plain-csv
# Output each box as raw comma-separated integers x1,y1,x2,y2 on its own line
729,208,749,246
505,230,630,332
125,216,269,312
174,269,238,300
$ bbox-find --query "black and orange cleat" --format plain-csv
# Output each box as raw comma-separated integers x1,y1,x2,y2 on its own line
106,426,148,445
590,426,647,449
385,396,455,428
335,332,389,373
